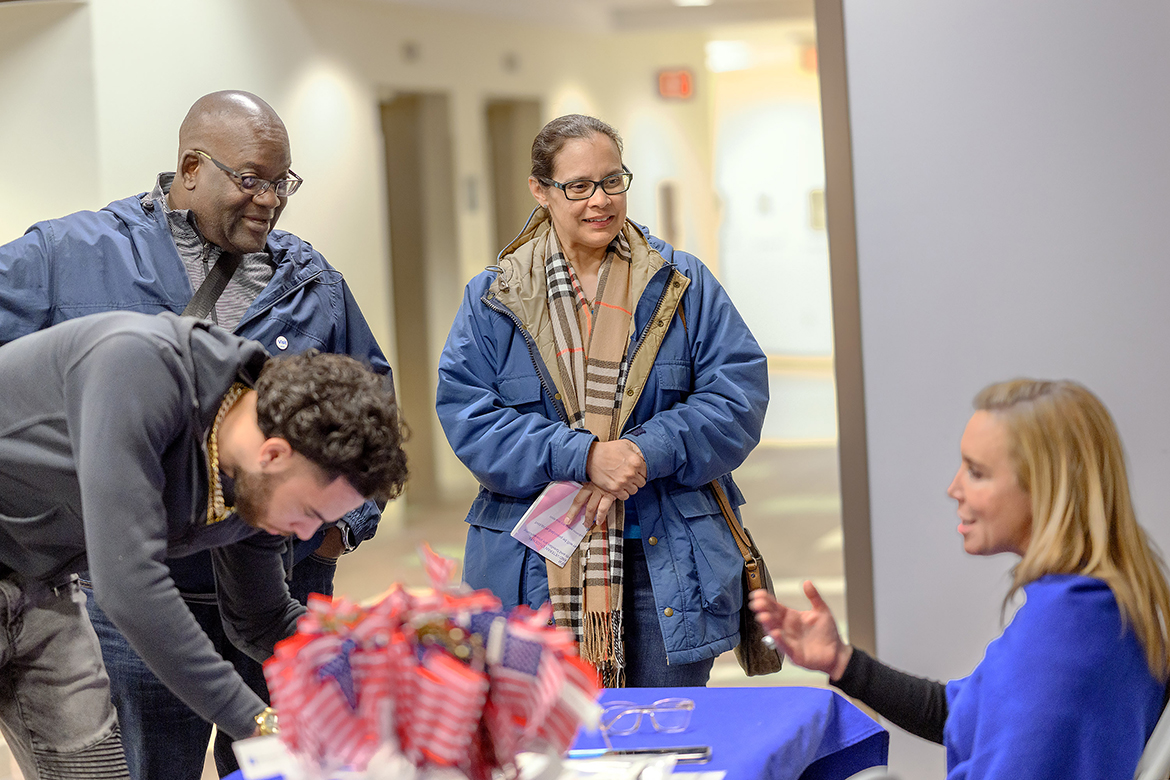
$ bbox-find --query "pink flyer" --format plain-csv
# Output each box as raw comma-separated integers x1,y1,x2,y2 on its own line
510,481,588,568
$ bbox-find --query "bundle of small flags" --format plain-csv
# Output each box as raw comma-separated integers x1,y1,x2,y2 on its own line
263,543,602,779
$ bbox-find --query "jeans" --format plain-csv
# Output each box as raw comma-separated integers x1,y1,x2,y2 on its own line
86,552,337,780
0,574,130,780
622,540,715,687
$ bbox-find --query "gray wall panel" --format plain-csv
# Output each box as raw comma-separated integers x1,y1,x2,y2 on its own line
838,2,1170,776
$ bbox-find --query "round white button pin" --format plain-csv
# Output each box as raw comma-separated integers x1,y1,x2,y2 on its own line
275,336,289,350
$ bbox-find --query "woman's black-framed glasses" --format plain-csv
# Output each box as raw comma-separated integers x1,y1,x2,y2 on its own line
541,166,633,201
194,150,304,197
599,698,694,750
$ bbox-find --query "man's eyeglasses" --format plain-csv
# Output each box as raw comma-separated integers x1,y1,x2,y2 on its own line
195,150,303,197
540,167,633,201
599,698,694,750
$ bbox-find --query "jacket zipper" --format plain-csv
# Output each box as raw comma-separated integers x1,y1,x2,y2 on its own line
629,268,673,365
481,293,571,425
619,266,677,428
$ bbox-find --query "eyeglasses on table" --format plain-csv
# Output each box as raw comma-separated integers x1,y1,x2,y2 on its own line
599,697,694,750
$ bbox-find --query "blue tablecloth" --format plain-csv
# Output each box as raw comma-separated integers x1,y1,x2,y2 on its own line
224,685,887,780
574,686,888,780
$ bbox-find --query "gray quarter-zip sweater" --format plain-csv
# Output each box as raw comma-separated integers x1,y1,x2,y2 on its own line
0,310,305,739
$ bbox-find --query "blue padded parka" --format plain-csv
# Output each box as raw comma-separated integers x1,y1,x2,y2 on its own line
437,212,768,665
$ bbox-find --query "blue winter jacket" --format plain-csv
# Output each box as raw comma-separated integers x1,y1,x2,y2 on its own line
436,214,768,665
0,191,391,590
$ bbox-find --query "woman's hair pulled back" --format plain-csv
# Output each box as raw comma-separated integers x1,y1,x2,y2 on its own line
531,114,623,182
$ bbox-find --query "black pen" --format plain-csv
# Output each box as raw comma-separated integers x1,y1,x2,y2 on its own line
566,745,711,764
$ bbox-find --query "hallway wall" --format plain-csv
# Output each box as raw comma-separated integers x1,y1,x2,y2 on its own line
0,2,99,229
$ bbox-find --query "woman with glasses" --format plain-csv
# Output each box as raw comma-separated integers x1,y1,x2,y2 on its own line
437,114,768,687
752,379,1170,779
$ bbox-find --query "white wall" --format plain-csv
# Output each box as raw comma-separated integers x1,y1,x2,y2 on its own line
709,27,839,445
840,2,1170,777
0,2,99,233
710,25,831,358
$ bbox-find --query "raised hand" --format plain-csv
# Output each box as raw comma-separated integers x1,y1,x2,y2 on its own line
749,581,853,681
586,439,647,498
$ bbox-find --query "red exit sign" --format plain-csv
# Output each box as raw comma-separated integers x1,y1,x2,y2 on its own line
658,69,695,100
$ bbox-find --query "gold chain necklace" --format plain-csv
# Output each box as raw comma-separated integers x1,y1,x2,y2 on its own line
206,383,249,525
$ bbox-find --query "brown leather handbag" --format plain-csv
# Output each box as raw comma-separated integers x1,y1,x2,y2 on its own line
710,480,784,676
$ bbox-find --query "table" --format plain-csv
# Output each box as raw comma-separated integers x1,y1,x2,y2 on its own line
572,686,888,780
225,686,887,780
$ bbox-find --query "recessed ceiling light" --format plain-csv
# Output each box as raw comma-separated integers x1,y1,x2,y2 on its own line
706,40,751,72
673,0,714,7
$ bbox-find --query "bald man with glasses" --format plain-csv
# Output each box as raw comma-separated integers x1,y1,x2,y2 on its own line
0,90,393,780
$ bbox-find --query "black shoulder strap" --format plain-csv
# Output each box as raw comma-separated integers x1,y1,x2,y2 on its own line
182,253,242,320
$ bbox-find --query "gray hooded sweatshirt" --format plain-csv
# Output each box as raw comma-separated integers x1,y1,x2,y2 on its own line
0,311,305,739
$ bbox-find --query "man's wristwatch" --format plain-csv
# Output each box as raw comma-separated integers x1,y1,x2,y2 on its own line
254,706,279,736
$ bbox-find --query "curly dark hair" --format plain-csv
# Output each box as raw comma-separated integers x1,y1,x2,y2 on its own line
254,351,407,502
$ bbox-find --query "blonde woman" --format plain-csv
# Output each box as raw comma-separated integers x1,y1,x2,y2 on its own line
751,379,1170,779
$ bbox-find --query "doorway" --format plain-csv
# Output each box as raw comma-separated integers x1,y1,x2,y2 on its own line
485,98,542,255
380,92,458,507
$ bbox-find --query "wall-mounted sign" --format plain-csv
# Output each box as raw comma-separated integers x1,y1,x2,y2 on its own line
801,45,818,75
657,69,695,100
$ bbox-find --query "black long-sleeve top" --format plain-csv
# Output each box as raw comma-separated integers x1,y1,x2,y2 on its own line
832,647,949,744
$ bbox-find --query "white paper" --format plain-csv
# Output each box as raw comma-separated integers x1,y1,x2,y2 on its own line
233,735,298,780
510,481,589,567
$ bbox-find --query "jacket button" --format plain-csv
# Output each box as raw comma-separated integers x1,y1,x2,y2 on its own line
672,281,680,288
656,319,664,327
663,607,674,617
626,388,634,396
648,536,658,545
554,392,562,400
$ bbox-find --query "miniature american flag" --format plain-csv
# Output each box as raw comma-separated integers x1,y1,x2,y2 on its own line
264,543,600,777
404,650,489,765
419,541,460,589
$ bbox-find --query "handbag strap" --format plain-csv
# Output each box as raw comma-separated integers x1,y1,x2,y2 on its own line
709,480,767,591
182,252,242,319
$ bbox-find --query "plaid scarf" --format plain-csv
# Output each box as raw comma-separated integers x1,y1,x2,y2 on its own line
544,225,634,688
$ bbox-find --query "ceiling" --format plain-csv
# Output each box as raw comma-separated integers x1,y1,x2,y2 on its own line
0,0,813,30
377,0,814,32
